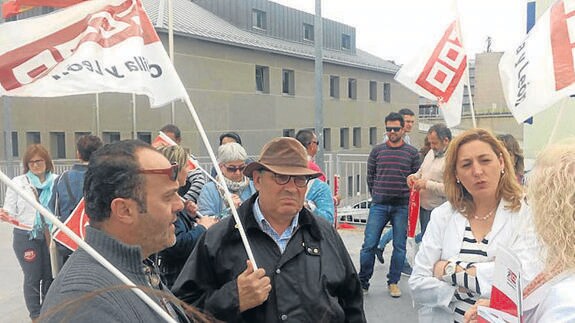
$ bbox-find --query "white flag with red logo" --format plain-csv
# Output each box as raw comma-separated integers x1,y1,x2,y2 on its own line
53,198,89,251
500,0,575,123
395,18,467,127
0,0,187,107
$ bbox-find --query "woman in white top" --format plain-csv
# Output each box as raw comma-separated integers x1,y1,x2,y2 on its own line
409,128,541,323
0,144,58,320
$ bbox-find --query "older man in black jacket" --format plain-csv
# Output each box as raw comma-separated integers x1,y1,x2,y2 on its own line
173,137,365,323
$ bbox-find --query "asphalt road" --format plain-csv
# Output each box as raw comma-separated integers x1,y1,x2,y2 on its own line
0,224,418,322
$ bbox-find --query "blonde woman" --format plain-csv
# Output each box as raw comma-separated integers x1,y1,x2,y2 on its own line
409,129,540,323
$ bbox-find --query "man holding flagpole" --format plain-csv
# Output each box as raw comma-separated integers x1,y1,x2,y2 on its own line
40,140,191,322
173,137,365,322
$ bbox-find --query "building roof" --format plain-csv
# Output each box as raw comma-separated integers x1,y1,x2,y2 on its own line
142,0,399,74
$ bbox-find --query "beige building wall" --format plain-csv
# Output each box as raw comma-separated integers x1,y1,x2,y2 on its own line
0,34,418,160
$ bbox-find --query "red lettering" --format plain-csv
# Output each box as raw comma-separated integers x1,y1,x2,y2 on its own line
550,0,575,91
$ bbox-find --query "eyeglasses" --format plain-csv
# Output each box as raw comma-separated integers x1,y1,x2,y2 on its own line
138,163,179,181
263,170,310,188
28,159,45,166
224,165,246,173
311,140,319,145
386,127,402,133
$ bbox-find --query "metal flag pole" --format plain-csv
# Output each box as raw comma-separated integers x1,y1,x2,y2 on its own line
0,172,178,323
181,94,258,269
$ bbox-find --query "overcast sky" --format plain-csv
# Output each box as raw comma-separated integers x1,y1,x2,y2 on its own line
272,0,527,64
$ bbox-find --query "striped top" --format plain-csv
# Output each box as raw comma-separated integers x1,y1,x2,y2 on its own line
442,222,492,323
367,141,420,205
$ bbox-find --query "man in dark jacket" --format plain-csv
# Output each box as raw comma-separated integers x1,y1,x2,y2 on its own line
173,137,366,322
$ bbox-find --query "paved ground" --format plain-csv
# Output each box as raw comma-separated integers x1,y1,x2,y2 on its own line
0,223,418,322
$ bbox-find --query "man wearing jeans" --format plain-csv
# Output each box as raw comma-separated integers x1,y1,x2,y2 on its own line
359,112,420,297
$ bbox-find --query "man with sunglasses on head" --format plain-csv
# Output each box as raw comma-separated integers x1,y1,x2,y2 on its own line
358,112,420,298
173,137,366,323
197,142,256,219
41,140,190,322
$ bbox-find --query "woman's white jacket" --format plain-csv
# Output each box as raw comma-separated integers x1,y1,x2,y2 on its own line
408,200,543,322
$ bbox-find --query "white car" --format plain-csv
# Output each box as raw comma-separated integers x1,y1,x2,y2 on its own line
337,199,371,224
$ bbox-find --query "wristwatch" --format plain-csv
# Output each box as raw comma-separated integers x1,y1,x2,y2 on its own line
444,261,457,276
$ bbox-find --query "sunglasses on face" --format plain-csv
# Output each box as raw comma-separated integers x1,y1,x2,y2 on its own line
224,165,247,173
263,170,310,188
386,127,402,133
138,163,179,181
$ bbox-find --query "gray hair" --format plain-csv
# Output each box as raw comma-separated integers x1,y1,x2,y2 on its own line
217,142,247,164
428,123,452,141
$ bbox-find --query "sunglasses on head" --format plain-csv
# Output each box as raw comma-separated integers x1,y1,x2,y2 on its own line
225,165,246,173
138,163,179,181
386,127,402,133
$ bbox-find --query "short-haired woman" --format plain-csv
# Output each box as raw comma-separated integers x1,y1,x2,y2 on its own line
198,143,256,218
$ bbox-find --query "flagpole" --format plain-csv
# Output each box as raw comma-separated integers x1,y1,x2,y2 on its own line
95,93,100,136
181,95,258,269
0,171,178,323
466,75,477,128
453,2,477,128
132,93,137,139
168,0,175,123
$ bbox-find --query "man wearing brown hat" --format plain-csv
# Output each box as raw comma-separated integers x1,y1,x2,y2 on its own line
172,137,365,322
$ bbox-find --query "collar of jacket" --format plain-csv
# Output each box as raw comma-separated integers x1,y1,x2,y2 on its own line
223,192,323,244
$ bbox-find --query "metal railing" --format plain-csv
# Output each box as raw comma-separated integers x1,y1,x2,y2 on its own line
1,153,371,208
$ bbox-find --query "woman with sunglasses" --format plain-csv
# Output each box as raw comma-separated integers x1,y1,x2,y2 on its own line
197,142,256,219
0,144,58,320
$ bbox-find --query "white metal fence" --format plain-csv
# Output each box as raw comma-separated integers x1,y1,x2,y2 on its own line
0,153,371,208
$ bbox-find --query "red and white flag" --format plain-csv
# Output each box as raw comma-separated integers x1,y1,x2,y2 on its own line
0,0,187,107
500,0,575,123
395,17,467,127
52,198,89,251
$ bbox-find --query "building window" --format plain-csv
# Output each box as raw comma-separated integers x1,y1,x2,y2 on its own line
282,69,295,95
50,132,66,159
26,132,41,146
137,132,152,144
74,132,91,143
369,81,377,101
255,65,270,93
303,23,314,41
11,132,18,157
369,127,378,145
348,78,357,99
347,176,353,197
353,127,361,148
383,82,391,102
283,128,295,137
323,128,331,151
102,132,121,144
340,128,349,149
252,9,266,30
329,76,340,98
342,34,351,50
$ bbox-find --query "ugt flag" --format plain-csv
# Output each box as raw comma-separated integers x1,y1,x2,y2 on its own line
52,198,88,251
395,19,467,127
0,0,187,107
500,0,575,123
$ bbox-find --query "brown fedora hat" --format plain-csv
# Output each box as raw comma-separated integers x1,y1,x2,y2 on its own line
244,137,322,178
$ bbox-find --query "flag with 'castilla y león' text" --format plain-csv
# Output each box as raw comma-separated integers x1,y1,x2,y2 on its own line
0,0,187,108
